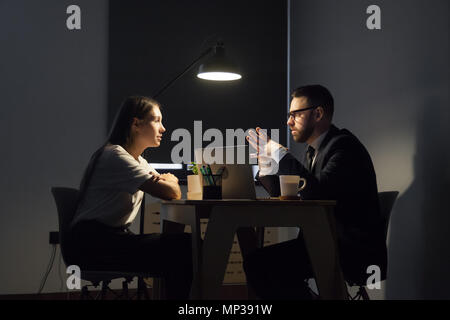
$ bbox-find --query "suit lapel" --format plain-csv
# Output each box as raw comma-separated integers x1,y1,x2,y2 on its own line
311,125,340,174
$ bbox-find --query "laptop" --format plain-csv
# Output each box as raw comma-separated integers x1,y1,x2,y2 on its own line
194,145,257,200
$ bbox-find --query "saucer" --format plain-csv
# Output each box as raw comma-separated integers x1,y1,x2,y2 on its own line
279,195,301,200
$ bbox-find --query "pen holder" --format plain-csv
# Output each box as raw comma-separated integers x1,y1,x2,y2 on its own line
201,174,222,200
202,185,222,199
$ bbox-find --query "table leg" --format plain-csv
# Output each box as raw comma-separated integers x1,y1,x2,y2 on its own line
200,206,237,299
189,209,203,299
301,207,347,300
236,227,258,258
236,227,260,300
160,205,201,300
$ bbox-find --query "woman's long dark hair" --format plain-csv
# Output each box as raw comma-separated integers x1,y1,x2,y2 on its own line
77,96,160,207
108,96,161,146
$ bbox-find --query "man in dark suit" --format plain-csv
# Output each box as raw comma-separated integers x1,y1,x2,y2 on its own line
242,85,387,299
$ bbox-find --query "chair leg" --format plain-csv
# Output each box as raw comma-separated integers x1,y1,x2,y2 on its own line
122,280,129,300
153,277,166,300
137,277,150,300
153,278,161,300
101,281,109,300
359,287,370,300
80,285,90,300
161,278,166,299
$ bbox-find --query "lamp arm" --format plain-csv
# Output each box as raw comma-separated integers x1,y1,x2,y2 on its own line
152,46,214,99
141,46,214,235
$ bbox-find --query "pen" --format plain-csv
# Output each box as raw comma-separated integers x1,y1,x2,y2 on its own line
206,165,216,186
199,166,208,185
204,165,214,186
201,166,213,186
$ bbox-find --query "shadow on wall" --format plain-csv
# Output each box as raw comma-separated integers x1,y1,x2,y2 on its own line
386,98,450,299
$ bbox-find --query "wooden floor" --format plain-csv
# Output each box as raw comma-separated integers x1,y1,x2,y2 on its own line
0,284,250,300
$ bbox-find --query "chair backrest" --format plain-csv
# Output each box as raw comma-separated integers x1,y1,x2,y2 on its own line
51,187,79,264
378,191,399,240
345,191,400,292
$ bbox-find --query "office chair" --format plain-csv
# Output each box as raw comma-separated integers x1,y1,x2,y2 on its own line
51,187,163,300
346,191,399,300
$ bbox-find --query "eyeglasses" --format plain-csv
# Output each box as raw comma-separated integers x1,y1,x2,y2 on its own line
287,106,317,121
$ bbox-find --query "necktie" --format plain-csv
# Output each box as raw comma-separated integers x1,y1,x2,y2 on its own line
306,145,315,172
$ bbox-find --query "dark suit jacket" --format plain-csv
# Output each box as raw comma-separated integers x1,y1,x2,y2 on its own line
258,124,387,284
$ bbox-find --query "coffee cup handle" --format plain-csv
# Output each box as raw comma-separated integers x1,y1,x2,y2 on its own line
298,178,307,192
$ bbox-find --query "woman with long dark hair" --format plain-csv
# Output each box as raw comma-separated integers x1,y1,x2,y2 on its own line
69,96,192,299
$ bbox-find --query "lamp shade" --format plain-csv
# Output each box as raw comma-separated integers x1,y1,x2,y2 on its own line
197,45,242,81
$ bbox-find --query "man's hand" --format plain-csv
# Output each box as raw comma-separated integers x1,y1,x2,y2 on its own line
246,127,286,165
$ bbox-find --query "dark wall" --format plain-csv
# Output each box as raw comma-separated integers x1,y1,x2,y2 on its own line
0,0,108,294
290,0,449,299
108,0,287,163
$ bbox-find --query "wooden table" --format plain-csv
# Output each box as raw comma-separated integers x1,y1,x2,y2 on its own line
160,199,347,300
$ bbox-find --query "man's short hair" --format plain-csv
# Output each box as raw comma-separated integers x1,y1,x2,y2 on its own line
291,85,334,120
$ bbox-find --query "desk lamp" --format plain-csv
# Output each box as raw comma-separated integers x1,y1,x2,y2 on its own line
140,41,242,233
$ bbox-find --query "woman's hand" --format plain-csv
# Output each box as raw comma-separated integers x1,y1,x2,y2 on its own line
160,173,179,184
148,173,161,183
140,172,181,200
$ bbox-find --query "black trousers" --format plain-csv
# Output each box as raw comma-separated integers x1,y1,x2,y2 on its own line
242,237,314,300
69,220,193,300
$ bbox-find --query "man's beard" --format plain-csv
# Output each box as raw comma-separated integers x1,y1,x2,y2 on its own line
292,114,315,143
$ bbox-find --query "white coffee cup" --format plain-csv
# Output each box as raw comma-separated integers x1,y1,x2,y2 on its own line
279,175,307,197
